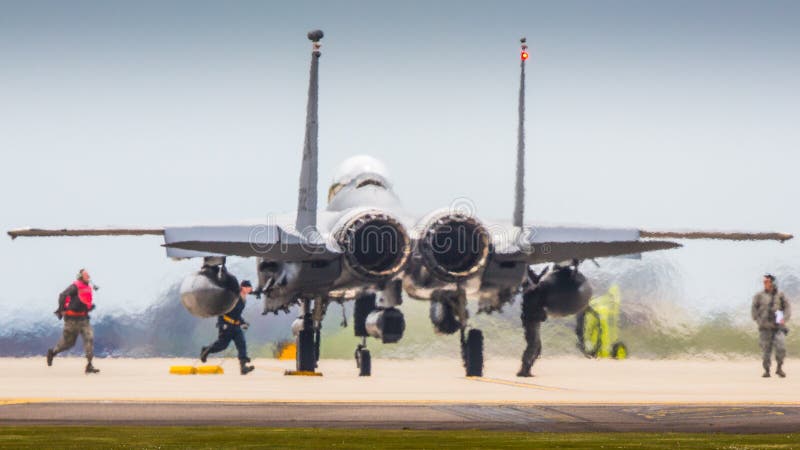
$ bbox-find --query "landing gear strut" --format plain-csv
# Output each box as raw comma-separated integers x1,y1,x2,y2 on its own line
290,298,323,375
449,287,484,377
353,293,376,376
295,301,316,372
355,338,371,377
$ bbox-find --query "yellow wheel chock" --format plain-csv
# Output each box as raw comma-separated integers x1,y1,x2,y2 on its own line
169,366,197,375
284,370,322,376
169,365,224,375
197,365,224,375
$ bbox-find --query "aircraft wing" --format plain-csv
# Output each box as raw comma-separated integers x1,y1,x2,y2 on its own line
491,224,793,264
8,227,164,239
7,224,341,261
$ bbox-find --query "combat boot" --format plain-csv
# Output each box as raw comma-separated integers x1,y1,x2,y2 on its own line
762,370,771,378
776,364,786,378
240,360,254,375
200,346,210,363
46,349,54,367
85,363,100,374
516,364,533,378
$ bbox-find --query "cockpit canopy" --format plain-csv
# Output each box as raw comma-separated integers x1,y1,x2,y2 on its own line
328,155,392,203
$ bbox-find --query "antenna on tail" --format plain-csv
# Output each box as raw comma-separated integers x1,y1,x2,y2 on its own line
512,37,528,228
295,30,324,233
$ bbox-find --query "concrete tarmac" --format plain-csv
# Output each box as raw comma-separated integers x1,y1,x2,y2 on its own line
1,357,797,432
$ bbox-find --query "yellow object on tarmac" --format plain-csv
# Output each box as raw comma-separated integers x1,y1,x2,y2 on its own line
196,365,224,375
284,370,322,376
275,341,297,361
169,366,197,375
169,365,224,375
578,285,628,359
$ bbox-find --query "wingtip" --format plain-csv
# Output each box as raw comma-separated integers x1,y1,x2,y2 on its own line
661,240,683,250
641,229,795,243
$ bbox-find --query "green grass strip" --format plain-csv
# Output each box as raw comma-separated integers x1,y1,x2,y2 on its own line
0,427,798,449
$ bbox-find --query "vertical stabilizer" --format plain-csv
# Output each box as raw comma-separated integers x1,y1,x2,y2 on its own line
296,30,324,233
513,37,528,228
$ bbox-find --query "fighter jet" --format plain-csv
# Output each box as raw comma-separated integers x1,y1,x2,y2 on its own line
9,31,792,377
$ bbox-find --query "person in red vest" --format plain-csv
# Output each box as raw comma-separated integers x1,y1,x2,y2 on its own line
47,269,100,374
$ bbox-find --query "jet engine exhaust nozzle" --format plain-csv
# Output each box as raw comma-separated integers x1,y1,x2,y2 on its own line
336,211,411,282
419,214,490,283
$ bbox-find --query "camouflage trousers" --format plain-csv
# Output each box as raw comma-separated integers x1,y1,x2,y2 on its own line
521,320,543,371
759,328,786,370
53,317,94,361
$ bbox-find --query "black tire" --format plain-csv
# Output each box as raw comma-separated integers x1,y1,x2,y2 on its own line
464,329,484,377
358,349,371,377
296,327,316,372
354,293,377,337
314,328,321,363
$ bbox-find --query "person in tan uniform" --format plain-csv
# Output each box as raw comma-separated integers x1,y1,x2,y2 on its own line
752,274,791,378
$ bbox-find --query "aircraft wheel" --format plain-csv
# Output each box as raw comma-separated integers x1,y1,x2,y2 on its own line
463,329,484,377
357,348,371,377
612,342,628,360
296,326,316,372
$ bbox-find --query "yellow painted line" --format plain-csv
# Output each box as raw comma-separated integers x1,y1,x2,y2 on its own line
0,398,59,406
466,376,566,392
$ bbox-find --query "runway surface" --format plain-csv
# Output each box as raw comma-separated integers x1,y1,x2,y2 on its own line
1,357,797,431
3,402,800,432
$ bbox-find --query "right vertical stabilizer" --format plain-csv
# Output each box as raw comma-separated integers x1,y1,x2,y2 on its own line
513,37,528,228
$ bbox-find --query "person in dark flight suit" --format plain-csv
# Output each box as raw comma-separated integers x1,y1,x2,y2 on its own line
200,280,255,375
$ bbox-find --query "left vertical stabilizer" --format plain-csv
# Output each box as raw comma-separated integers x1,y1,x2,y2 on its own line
295,30,324,233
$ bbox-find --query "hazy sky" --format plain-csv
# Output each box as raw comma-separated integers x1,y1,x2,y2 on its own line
1,1,797,323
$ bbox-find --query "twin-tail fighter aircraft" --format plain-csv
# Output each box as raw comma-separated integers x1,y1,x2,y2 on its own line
9,30,792,377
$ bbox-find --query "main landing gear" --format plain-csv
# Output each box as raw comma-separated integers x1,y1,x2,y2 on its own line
456,292,484,378
462,328,484,377
355,338,371,377
351,281,406,377
353,293,375,376
430,288,484,377
289,298,324,376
